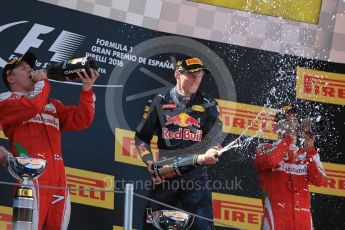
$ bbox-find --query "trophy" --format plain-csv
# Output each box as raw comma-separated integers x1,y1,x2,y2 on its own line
7,156,47,230
147,209,194,230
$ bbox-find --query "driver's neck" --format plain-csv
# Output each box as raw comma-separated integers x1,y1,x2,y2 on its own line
10,85,32,95
175,85,193,97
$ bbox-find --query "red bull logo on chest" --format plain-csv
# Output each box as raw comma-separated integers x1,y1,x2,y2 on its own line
163,113,202,141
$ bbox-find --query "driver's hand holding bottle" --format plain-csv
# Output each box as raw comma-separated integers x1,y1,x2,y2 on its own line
301,119,316,149
0,146,10,167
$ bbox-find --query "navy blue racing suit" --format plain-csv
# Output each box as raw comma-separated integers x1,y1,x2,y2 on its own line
135,87,224,230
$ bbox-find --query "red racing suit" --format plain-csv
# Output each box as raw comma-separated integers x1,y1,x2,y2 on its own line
0,79,95,230
254,135,327,230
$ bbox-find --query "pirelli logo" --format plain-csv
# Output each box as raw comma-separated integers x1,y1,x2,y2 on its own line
296,67,345,105
217,100,277,140
65,167,114,210
0,206,12,230
115,128,159,167
310,162,345,197
212,193,262,229
0,123,6,140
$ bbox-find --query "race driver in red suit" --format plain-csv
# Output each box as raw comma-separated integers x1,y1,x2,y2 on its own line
0,52,99,230
254,106,327,230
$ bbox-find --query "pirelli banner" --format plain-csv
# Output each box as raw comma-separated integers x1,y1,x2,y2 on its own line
212,193,263,229
296,67,345,106
310,163,345,197
217,100,277,140
65,167,115,210
114,128,159,167
0,206,11,230
0,0,344,229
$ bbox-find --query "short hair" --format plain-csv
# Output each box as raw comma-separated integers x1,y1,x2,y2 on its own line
274,105,296,122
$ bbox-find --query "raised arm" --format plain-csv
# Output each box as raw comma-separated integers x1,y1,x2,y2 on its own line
56,68,99,131
254,135,293,171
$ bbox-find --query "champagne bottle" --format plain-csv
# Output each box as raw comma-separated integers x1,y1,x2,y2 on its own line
47,57,98,81
309,116,330,135
151,155,200,180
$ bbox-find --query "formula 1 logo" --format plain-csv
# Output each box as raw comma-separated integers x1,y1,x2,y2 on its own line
0,21,85,68
165,113,200,128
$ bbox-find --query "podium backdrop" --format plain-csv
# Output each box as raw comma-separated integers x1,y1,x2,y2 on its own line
0,0,344,229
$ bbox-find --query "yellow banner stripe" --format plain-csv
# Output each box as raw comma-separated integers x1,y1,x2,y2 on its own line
190,0,321,24
0,206,12,230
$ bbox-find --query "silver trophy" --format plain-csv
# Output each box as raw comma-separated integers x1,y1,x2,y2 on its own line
7,156,47,230
147,209,194,230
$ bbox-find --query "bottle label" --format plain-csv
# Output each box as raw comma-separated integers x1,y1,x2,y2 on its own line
63,68,84,75
173,160,182,176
